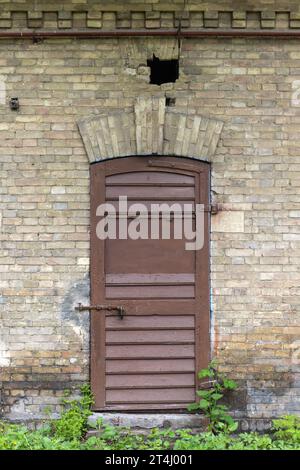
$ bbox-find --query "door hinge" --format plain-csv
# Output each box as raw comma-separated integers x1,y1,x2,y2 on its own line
202,204,219,214
209,204,219,215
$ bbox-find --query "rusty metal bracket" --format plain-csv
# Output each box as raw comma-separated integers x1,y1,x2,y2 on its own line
209,204,219,215
75,303,125,319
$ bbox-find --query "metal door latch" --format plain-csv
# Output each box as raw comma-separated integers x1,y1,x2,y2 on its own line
75,303,125,319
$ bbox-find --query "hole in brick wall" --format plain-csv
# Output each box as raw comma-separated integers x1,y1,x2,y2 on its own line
147,55,179,85
166,97,176,107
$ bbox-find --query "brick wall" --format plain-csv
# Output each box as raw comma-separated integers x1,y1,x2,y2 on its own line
0,1,300,425
3,1,300,30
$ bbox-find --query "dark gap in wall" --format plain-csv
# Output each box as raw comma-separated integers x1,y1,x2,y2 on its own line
147,54,179,85
166,97,176,107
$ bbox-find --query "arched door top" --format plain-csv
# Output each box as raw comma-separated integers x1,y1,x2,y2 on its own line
78,96,223,163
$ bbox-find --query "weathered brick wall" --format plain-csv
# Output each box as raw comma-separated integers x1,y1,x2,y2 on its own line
3,0,300,30
0,1,300,425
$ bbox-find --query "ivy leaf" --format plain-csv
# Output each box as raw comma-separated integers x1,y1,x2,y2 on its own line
211,393,223,401
223,379,237,390
199,399,210,409
198,368,212,379
187,402,199,412
196,390,209,398
228,422,239,432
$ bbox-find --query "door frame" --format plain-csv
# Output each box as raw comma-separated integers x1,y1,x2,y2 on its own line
90,156,211,410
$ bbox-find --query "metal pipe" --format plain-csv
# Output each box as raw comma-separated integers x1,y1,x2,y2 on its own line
0,28,300,39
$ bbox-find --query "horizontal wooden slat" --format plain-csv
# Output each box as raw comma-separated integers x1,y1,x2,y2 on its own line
102,403,191,411
106,344,195,359
106,273,194,285
106,315,195,329
106,186,195,199
105,302,198,316
106,329,194,344
106,285,195,299
108,200,195,211
106,172,195,185
106,388,195,403
106,358,195,374
106,373,195,388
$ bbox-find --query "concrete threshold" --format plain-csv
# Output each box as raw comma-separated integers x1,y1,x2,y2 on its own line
88,413,206,430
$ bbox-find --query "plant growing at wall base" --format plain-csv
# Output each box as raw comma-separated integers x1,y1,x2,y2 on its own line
1,413,300,450
188,360,238,434
53,383,94,441
272,415,300,444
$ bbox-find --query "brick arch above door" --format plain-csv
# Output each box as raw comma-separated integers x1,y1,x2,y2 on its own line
77,96,224,163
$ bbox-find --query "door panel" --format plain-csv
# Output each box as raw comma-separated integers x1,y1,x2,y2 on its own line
90,156,210,410
106,238,195,274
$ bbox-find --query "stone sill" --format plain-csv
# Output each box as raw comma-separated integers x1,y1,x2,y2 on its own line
88,412,207,431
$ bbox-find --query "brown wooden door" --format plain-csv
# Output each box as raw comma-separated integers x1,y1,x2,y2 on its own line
90,156,210,410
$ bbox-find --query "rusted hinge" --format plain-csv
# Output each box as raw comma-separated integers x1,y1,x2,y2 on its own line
201,204,219,214
75,303,125,319
209,204,219,215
